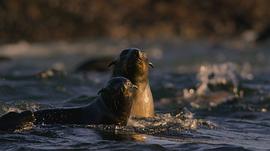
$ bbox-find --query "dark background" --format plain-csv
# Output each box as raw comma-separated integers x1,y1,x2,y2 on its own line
0,0,270,43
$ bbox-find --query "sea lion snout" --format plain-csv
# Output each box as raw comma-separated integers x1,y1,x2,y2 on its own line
130,48,144,59
120,48,140,58
109,48,154,70
123,48,146,61
123,48,154,69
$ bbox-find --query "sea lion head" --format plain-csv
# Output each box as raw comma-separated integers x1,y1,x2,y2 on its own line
98,77,137,125
109,48,153,84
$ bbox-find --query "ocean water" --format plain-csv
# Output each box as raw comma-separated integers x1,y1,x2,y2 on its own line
0,39,270,151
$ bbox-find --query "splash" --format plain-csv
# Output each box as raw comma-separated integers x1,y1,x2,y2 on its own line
183,62,253,108
0,101,42,116
13,122,35,132
36,66,66,79
87,110,216,137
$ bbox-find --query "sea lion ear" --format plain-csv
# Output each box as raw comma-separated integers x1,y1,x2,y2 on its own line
108,60,117,67
149,62,154,68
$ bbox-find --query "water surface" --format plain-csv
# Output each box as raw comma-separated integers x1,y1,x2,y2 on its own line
0,40,269,150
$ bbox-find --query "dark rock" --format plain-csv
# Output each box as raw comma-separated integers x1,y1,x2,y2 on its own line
75,56,114,73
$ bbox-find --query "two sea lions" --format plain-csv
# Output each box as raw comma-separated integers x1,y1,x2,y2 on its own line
0,77,136,131
0,48,155,132
109,48,155,117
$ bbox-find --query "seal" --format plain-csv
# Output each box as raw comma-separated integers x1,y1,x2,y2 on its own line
34,77,135,125
0,77,136,131
109,48,155,117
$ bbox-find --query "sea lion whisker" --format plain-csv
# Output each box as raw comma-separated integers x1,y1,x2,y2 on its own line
149,62,154,68
132,85,138,89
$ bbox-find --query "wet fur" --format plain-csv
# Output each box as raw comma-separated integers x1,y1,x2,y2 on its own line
110,48,154,117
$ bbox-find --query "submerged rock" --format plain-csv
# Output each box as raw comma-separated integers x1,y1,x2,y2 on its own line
0,56,11,62
75,56,114,73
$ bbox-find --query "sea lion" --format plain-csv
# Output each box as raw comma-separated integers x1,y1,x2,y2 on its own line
34,77,136,125
109,48,154,117
0,77,136,131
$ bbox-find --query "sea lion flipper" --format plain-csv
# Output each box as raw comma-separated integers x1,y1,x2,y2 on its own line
0,111,35,132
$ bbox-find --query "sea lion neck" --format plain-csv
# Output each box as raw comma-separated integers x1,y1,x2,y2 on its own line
130,78,148,89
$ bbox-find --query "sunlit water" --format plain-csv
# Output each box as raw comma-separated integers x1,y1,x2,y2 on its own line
0,39,270,150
